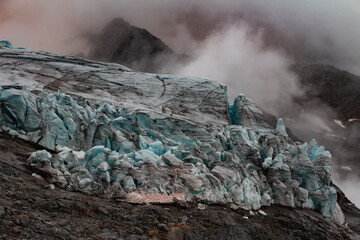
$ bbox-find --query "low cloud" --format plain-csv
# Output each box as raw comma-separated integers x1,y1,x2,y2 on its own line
2,0,360,74
333,172,360,208
174,23,301,115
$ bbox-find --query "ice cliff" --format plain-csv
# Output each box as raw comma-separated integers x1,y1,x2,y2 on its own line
0,42,339,219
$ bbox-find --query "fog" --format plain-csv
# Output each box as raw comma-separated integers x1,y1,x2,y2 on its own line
1,0,360,207
2,0,360,72
174,23,300,115
2,0,360,109
333,172,360,208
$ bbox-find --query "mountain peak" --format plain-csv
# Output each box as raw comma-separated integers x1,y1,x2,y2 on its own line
88,18,175,73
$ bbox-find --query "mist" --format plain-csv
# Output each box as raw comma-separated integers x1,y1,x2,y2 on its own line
2,0,360,110
174,22,300,115
333,172,360,208
1,0,360,207
2,0,360,72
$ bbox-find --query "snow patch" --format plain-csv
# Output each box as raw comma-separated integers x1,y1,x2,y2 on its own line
334,120,346,129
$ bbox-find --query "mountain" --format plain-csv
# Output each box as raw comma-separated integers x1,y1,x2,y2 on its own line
88,18,183,73
0,41,360,239
293,63,360,120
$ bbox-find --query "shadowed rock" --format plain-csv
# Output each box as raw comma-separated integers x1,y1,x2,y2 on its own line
88,18,183,73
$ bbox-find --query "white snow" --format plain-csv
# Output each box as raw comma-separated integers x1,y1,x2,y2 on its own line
258,210,267,216
334,120,346,128
349,118,360,122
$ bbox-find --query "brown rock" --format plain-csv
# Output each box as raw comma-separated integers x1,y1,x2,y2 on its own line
12,226,21,234
11,214,29,226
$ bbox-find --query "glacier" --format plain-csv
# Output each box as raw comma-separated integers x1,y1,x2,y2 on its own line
0,42,339,219
0,40,12,49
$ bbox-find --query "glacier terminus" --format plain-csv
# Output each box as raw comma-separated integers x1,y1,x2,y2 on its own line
0,42,343,223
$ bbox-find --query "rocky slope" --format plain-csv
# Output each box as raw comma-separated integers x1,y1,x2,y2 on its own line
0,42,360,239
293,64,360,120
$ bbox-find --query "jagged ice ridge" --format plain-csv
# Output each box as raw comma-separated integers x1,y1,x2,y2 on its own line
0,41,339,220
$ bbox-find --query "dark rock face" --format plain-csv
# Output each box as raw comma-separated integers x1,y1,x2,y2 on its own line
293,64,360,120
88,18,180,73
0,132,359,240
